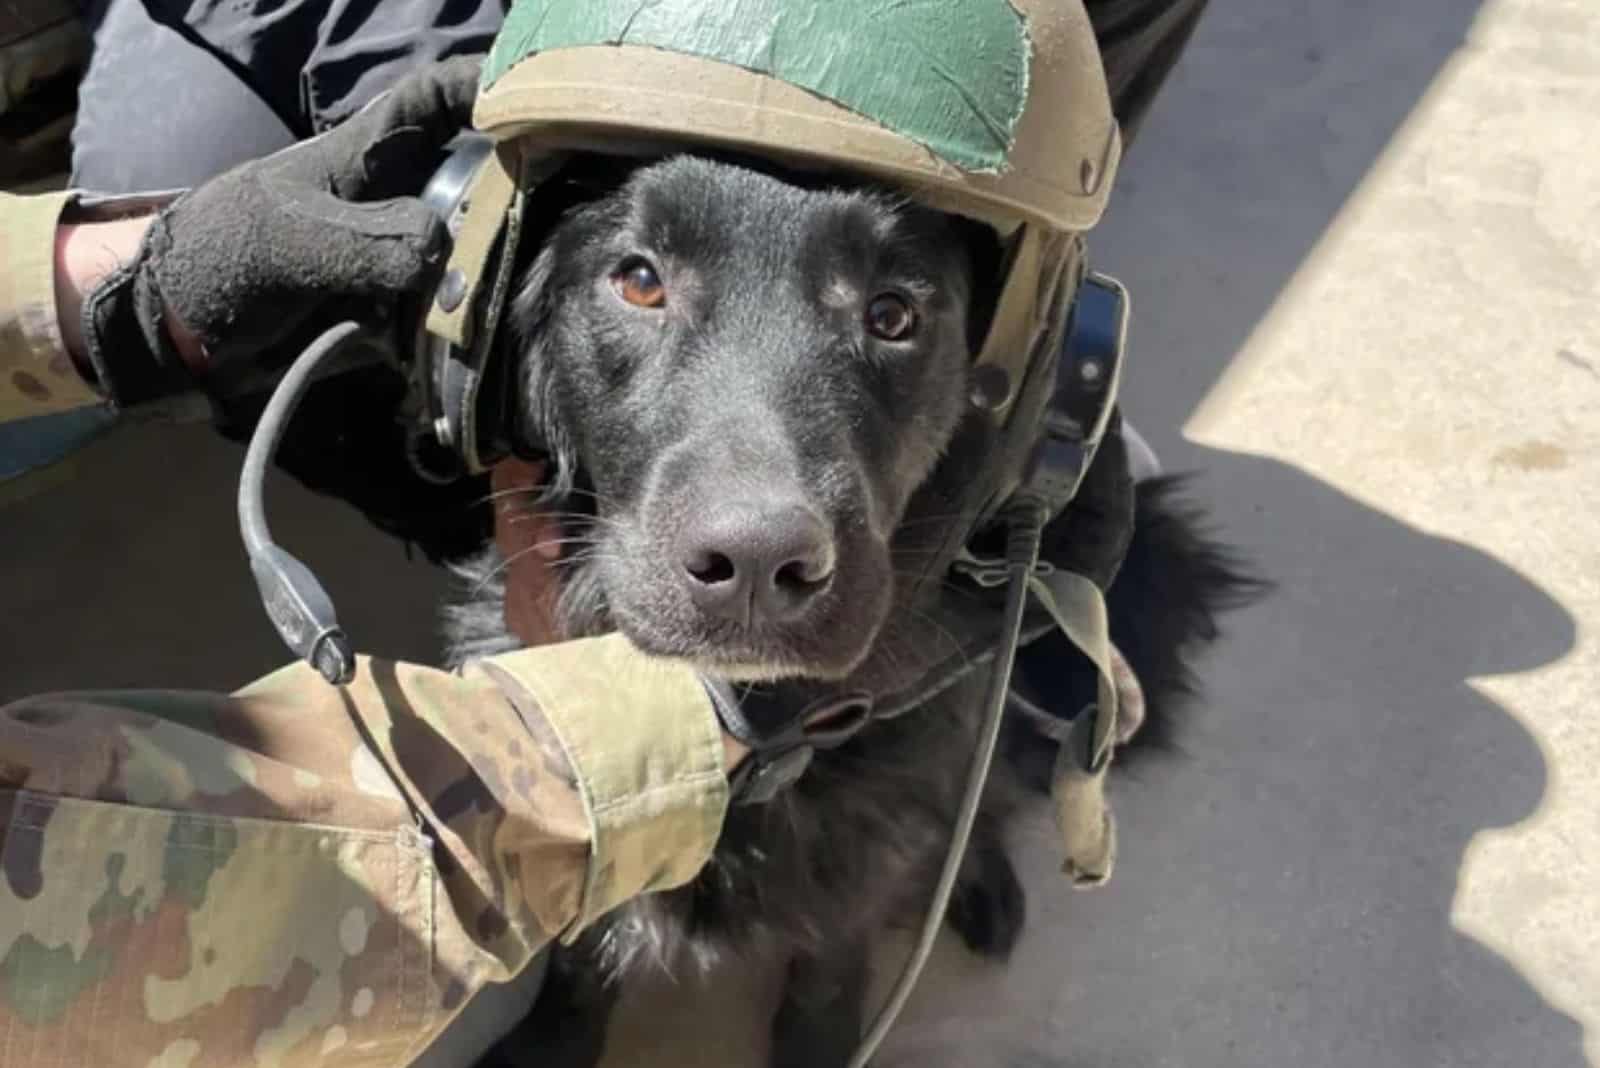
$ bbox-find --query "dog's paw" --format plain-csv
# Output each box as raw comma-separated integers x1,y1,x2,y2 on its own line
946,846,1026,960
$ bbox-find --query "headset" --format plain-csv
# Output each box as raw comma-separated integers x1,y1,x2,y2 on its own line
236,132,1127,1065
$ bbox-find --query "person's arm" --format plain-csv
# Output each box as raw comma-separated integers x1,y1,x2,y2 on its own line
0,636,742,1067
0,191,107,423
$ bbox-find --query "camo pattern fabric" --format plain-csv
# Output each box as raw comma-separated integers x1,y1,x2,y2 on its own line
0,192,104,424
0,634,728,1067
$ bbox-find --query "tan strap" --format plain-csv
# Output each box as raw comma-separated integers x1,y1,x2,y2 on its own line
1026,568,1120,887
969,225,1042,419
425,144,519,349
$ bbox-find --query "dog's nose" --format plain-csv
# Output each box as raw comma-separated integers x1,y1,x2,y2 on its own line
679,504,835,625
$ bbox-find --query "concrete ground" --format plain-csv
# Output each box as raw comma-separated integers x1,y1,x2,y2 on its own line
2,0,1595,1065
867,1,1599,1065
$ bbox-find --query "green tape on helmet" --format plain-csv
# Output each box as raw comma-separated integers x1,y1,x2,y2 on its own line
482,0,1031,173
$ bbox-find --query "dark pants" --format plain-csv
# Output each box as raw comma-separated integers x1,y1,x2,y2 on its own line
70,0,504,191
70,0,1207,194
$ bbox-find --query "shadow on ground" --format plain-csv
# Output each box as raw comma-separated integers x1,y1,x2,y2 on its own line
870,1,1589,1065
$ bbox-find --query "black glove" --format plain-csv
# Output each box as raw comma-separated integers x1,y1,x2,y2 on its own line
79,55,482,409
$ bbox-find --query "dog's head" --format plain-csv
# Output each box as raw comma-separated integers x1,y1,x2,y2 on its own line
504,155,993,680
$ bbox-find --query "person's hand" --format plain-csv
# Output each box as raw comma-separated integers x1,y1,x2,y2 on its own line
76,55,482,408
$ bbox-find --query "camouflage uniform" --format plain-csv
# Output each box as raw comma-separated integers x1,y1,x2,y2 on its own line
0,192,100,418
0,191,734,1066
0,191,122,492
0,638,730,1067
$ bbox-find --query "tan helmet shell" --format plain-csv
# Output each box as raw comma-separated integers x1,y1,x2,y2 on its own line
472,0,1120,235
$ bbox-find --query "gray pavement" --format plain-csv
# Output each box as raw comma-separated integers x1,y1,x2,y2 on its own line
2,0,1595,1065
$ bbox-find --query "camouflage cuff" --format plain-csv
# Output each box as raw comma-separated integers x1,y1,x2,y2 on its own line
0,190,101,423
478,634,729,942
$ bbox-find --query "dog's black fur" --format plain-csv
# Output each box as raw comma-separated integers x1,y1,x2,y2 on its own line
448,154,1262,1067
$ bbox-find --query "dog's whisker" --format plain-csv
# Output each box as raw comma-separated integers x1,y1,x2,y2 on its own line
503,511,625,531
470,484,554,507
554,486,625,506
551,549,612,575
878,606,972,672
883,573,991,605
468,537,607,593
504,535,600,554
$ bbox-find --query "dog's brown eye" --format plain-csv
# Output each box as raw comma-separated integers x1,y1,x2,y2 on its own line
613,258,665,308
865,293,916,341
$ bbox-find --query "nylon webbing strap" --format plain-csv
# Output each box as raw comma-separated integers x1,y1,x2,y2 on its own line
426,145,519,348
457,173,528,473
1026,568,1119,887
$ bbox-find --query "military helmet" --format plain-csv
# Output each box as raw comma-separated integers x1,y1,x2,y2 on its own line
474,0,1119,233
425,0,1121,496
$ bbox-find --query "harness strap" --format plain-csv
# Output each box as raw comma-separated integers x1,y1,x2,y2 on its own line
951,550,1121,886
1026,569,1118,772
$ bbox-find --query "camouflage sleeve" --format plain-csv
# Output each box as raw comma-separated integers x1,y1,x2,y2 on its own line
0,191,103,424
0,634,728,1067
0,191,124,496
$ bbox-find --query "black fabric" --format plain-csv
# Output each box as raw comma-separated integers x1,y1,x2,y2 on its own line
1086,0,1211,148
1035,409,1136,592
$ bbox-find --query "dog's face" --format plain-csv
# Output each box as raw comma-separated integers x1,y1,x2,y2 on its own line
508,156,981,680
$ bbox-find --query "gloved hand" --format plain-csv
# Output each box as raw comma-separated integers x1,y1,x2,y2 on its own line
78,56,482,408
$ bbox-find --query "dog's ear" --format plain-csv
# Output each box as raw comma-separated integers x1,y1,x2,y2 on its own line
505,244,578,503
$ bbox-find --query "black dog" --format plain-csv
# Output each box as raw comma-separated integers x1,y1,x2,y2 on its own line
447,154,1260,1067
